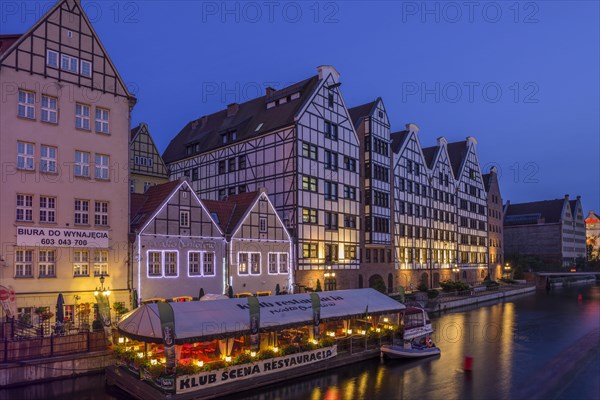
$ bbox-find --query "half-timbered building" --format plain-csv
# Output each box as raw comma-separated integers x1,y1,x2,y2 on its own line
0,0,135,325
483,167,504,280
130,180,226,301
163,66,361,291
130,123,169,194
204,189,293,296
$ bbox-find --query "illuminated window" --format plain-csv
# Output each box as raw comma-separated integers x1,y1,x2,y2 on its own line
73,251,89,276
93,250,108,276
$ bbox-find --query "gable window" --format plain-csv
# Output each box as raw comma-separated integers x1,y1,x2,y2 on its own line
41,95,58,124
302,142,318,160
259,217,267,232
74,199,89,225
39,196,56,223
73,250,89,276
180,210,190,227
40,145,57,173
39,250,56,277
302,243,318,258
18,90,35,119
302,176,317,192
95,154,109,180
324,121,338,140
94,201,108,226
164,252,178,276
17,142,35,170
16,194,33,222
75,103,91,130
324,181,338,200
74,151,90,177
302,208,317,224
61,54,78,73
46,50,58,67
148,251,161,276
80,60,92,77
327,91,334,108
93,250,108,276
324,150,338,170
95,108,109,133
15,250,33,278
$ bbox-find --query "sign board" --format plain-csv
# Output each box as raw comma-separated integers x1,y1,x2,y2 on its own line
16,227,109,248
176,346,337,394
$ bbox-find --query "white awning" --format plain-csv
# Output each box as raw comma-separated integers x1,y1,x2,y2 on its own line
117,288,405,343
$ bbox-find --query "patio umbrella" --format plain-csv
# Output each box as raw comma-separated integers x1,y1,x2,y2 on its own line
198,287,205,300
56,293,65,324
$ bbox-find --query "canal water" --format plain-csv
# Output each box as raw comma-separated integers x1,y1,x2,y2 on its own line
1,284,598,400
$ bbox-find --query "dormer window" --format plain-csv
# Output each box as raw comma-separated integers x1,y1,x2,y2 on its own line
221,131,237,144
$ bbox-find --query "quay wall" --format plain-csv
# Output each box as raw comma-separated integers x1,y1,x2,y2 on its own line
426,286,536,313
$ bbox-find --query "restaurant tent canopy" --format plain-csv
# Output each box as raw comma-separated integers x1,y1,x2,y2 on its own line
117,288,405,344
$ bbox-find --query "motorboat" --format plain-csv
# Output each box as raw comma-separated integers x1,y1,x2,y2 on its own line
380,306,441,359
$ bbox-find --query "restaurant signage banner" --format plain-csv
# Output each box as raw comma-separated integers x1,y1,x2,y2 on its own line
310,293,320,338
16,226,109,248
94,293,112,344
176,346,337,394
158,301,177,391
248,296,260,351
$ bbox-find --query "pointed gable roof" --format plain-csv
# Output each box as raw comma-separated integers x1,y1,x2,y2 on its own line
390,130,410,153
203,192,261,235
482,174,492,192
446,140,468,178
505,199,566,225
129,180,181,232
347,99,378,128
162,76,319,164
421,146,438,169
0,34,21,56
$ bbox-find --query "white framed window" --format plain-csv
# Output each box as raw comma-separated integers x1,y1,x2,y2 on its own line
16,194,33,222
180,210,190,227
74,199,89,225
61,54,78,73
74,151,90,177
238,253,248,275
41,95,58,123
203,252,214,276
80,60,92,77
268,253,278,274
268,253,289,274
18,90,35,119
40,145,57,173
164,251,178,277
73,250,89,276
93,250,108,276
94,201,108,226
15,250,33,278
39,250,56,277
75,103,90,130
39,196,56,223
46,50,58,67
148,251,161,276
188,252,201,276
239,253,261,275
95,154,109,180
259,217,267,233
279,253,288,273
95,108,109,133
17,142,35,170
250,253,260,274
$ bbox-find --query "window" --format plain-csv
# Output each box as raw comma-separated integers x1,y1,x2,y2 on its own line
238,185,247,193
40,145,57,173
74,151,90,177
15,250,33,277
238,155,247,169
228,157,236,172
250,253,260,274
345,245,357,260
93,250,108,276
17,142,34,170
64,305,74,322
344,214,357,228
218,160,226,174
268,253,288,274
238,253,260,275
39,196,56,223
302,243,318,258
18,90,35,119
328,91,334,108
302,176,317,192
203,253,214,275
259,217,267,232
46,50,58,67
144,182,152,192
324,181,338,200
40,95,58,124
324,212,338,230
192,168,198,181
180,210,190,227
74,199,89,225
16,194,33,222
324,121,338,140
228,187,236,195
218,189,226,200
75,103,90,130
302,208,318,224
343,185,356,200
238,253,248,275
343,156,356,172
268,253,278,274
302,142,318,160
80,60,92,77
279,253,288,273
188,252,201,276
324,150,338,170
164,252,178,276
94,201,108,226
148,252,161,276
95,108,109,133
95,154,109,179
61,54,78,73
325,244,339,262
73,250,89,276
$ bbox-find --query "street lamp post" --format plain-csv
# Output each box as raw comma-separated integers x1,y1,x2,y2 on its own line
452,265,460,282
94,274,111,297
504,263,512,280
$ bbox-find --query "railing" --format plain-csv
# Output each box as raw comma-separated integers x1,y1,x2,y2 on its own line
334,333,394,355
0,317,42,340
1,330,107,363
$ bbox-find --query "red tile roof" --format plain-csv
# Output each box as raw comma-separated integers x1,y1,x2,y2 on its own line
130,180,182,232
203,191,261,234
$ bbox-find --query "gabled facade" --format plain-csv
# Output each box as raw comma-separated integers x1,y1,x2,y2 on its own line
585,210,600,260
130,180,226,301
0,0,135,325
164,66,361,291
483,167,504,280
129,123,169,194
204,190,293,295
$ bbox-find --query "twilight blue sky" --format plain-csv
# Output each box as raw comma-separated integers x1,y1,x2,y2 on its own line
2,1,599,212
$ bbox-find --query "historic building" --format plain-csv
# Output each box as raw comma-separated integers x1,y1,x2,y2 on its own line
163,66,361,291
504,195,586,268
129,122,169,194
483,167,504,280
130,180,226,301
0,0,135,325
585,210,600,260
204,189,292,296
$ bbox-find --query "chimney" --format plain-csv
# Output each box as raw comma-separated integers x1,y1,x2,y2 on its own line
227,103,239,117
406,123,419,135
466,136,478,146
490,166,498,174
266,87,276,97
436,136,447,146
317,65,340,83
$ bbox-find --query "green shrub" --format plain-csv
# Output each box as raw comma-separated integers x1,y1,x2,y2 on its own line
203,360,226,372
258,349,275,360
280,344,299,356
319,337,336,348
233,352,254,365
298,341,317,352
